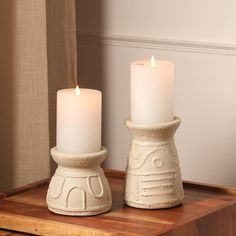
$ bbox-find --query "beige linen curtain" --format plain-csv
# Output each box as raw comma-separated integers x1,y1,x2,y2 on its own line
0,0,76,191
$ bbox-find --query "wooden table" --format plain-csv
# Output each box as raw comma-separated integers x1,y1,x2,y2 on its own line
0,169,236,236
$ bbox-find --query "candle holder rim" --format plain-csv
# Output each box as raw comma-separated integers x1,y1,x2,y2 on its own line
52,146,107,158
50,146,108,168
125,116,181,129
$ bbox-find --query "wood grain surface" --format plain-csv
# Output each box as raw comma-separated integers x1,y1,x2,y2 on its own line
0,228,30,235
0,194,6,201
0,169,236,236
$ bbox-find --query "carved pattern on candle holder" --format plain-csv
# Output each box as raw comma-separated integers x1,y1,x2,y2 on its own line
87,175,104,199
66,187,86,210
49,176,65,199
46,147,112,216
124,117,184,209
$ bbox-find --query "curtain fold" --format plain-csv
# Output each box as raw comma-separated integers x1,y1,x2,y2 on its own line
0,0,77,191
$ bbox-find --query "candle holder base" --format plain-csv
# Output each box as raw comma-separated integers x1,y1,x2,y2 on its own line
124,117,184,209
46,147,112,216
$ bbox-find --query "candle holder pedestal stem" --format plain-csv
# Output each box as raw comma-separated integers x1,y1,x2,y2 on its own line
124,117,184,209
46,147,112,216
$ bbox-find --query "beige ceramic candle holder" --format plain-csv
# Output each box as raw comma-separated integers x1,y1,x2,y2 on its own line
124,117,184,209
46,147,112,216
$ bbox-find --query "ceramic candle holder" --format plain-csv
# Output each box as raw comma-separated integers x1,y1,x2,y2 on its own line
124,117,184,209
46,147,112,216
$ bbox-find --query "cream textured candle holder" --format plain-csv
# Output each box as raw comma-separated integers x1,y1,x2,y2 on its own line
124,117,184,209
46,147,112,216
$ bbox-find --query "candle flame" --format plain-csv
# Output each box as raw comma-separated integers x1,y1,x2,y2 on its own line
150,56,156,67
75,85,80,95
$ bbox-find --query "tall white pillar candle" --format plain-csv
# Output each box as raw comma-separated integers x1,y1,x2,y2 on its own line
56,86,102,154
130,57,174,124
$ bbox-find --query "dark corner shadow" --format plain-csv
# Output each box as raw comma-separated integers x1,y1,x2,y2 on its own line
46,0,76,175
0,1,15,192
75,0,103,91
75,0,106,166
45,0,58,175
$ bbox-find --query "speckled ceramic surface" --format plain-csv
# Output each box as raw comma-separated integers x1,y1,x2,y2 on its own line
46,147,112,216
124,117,184,209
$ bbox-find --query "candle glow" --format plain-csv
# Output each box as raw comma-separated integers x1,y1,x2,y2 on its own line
150,56,156,67
75,85,80,95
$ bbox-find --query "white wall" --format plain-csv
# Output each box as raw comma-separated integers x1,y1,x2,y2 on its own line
76,0,236,186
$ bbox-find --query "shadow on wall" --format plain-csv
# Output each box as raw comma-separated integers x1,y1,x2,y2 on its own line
75,0,131,170
0,1,15,191
46,0,76,174
75,0,103,91
75,0,107,166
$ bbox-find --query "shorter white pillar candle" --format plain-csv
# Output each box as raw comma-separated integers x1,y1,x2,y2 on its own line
56,86,102,154
130,57,174,124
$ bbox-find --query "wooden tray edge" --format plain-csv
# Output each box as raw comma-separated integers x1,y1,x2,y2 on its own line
183,180,236,195
3,169,236,198
0,193,7,200
4,178,50,198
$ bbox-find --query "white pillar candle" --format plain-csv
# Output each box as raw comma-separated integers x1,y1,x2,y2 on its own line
130,56,174,124
56,86,102,154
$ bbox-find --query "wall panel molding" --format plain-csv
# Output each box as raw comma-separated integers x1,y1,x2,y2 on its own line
77,32,236,56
